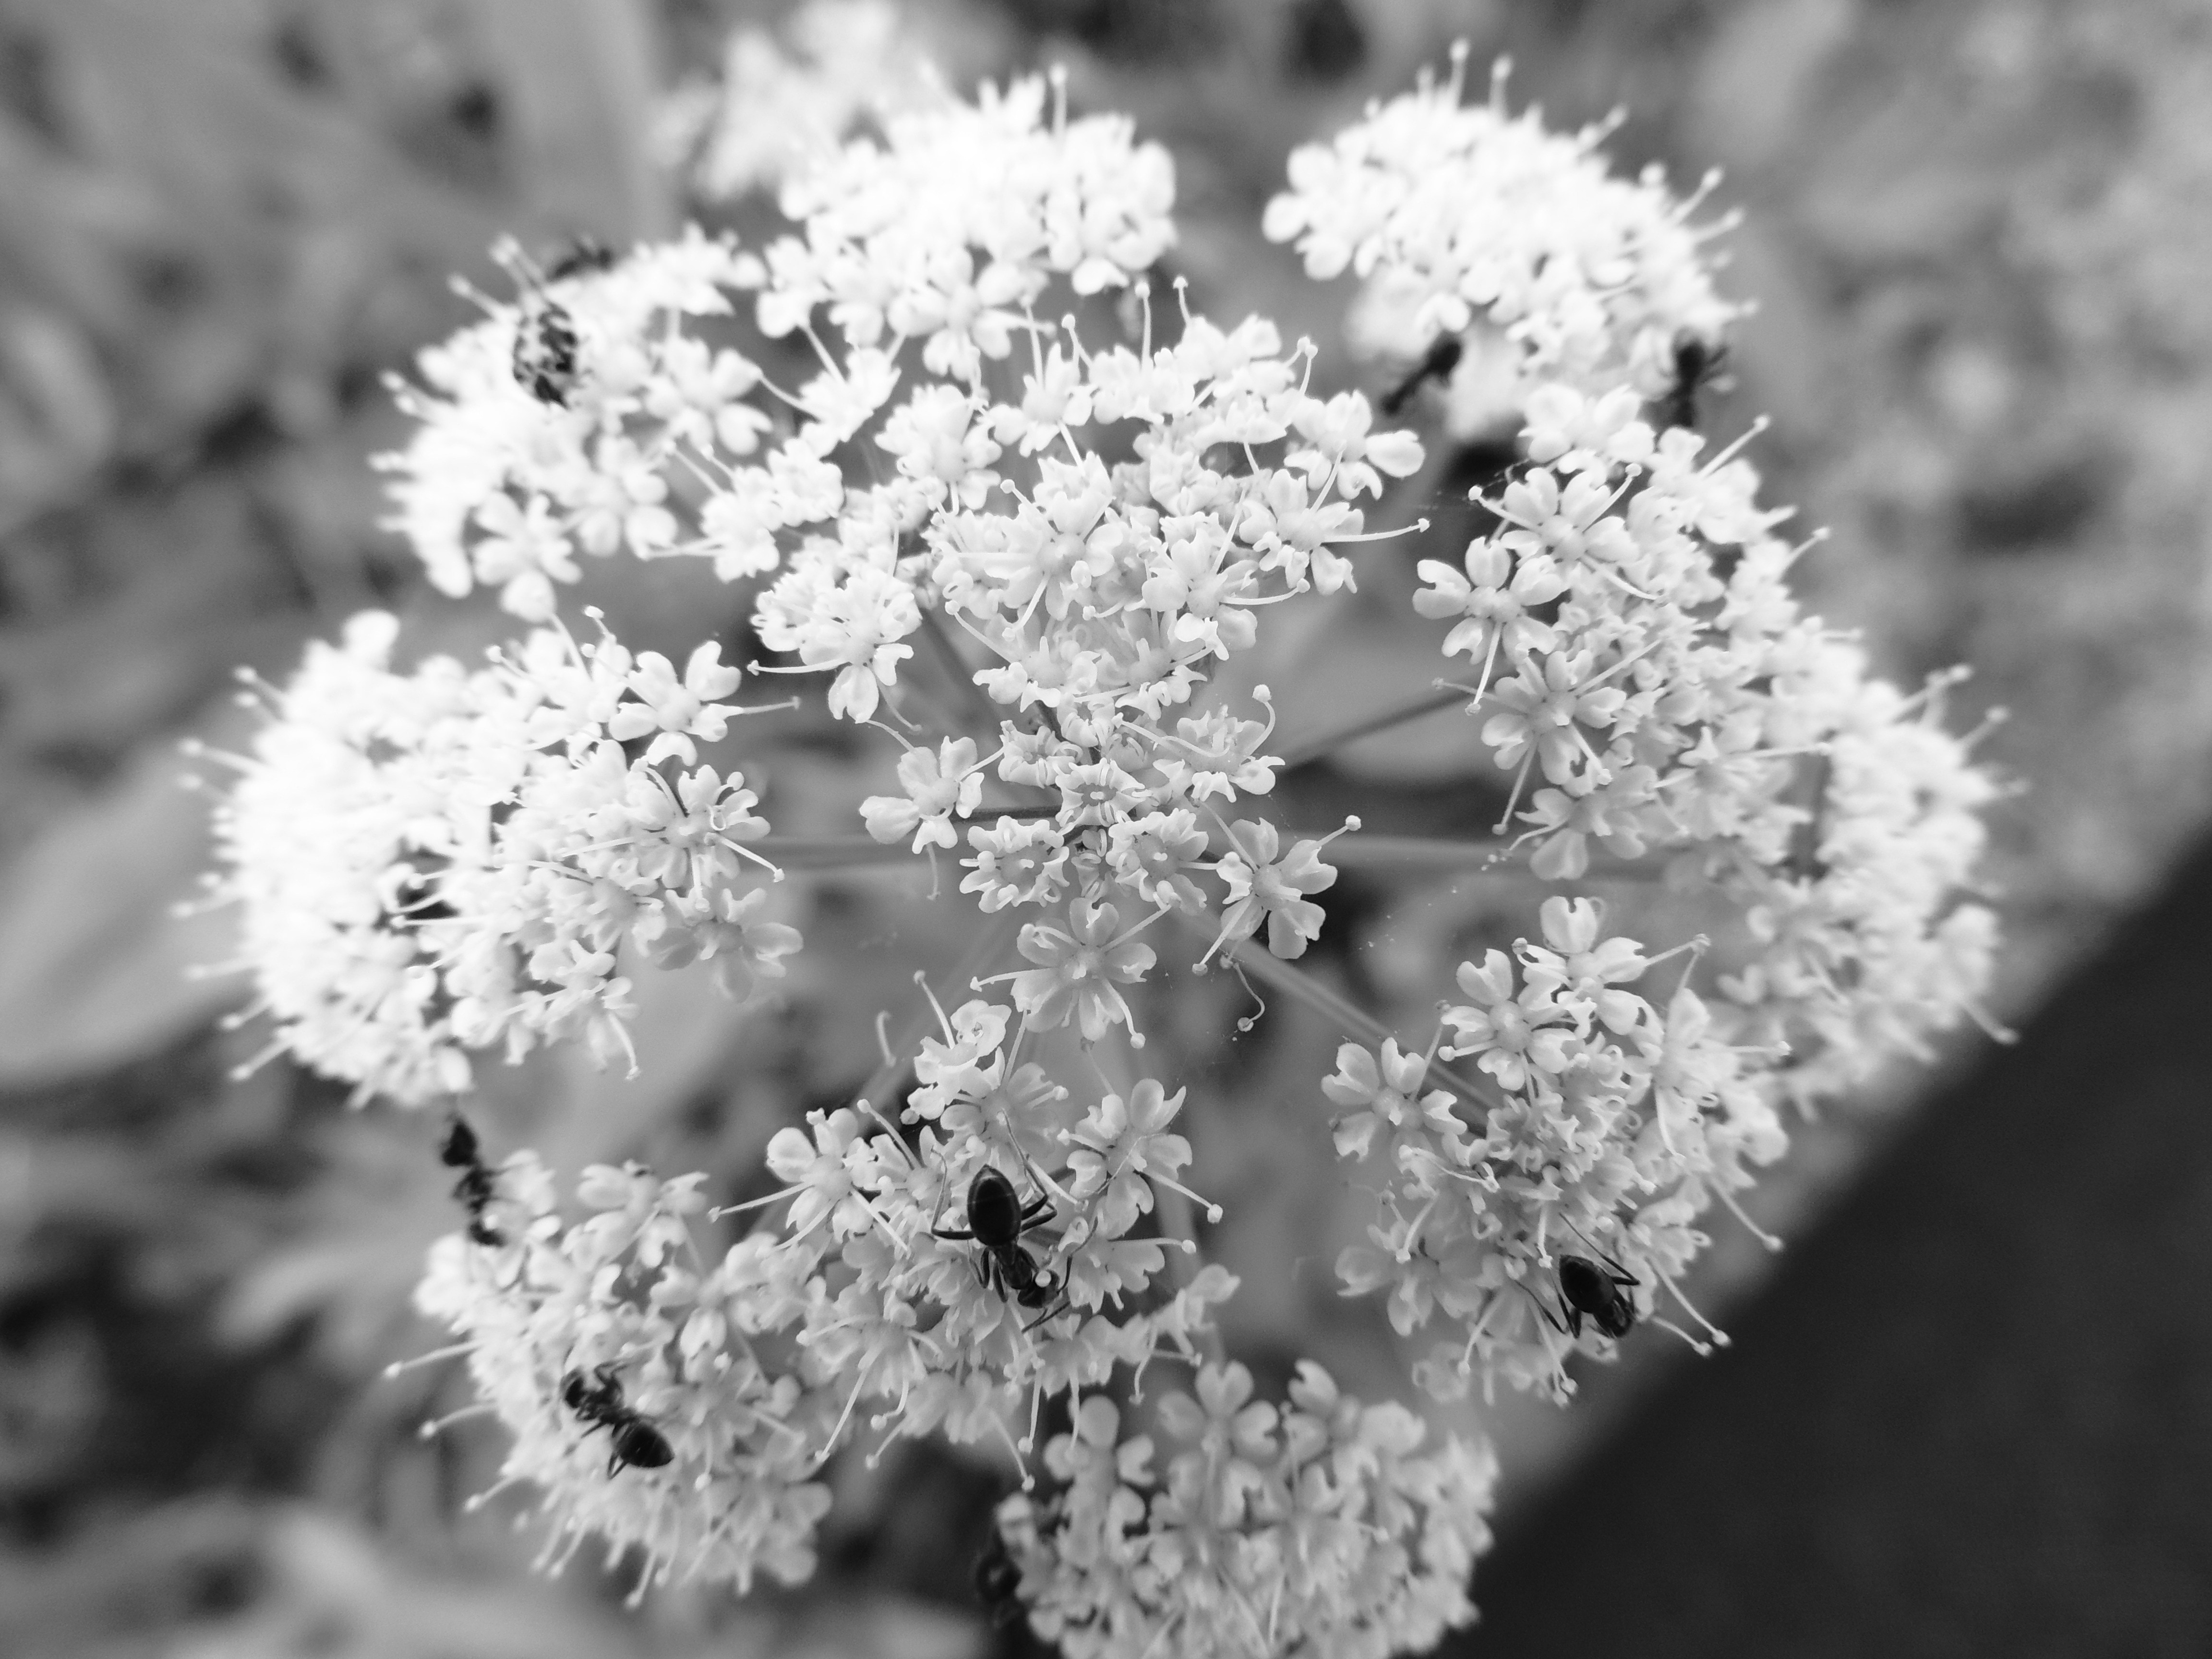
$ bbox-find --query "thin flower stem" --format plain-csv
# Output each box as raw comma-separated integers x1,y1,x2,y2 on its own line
1314,833,1666,879
957,801,1059,822
752,837,916,871
1151,1176,1227,1369
915,604,1003,735
1275,683,1472,769
1177,915,1504,1115
849,910,1024,1121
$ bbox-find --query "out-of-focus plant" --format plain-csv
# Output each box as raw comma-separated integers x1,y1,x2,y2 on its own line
192,14,2007,1654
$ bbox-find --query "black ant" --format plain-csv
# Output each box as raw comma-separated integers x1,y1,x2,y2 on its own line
505,237,617,406
543,235,615,282
561,1364,676,1475
972,1526,1026,1629
1658,330,1730,432
932,1166,1070,1332
389,872,454,925
440,1115,504,1248
511,289,581,406
1380,332,1465,417
1538,1243,1641,1342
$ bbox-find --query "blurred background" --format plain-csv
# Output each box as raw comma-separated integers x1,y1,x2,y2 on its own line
0,0,2207,1654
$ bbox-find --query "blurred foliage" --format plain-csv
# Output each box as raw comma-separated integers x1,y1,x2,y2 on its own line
0,0,2209,1654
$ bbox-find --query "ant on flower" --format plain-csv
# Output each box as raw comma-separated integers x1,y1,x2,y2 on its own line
933,1165,1071,1331
1381,332,1465,417
499,237,609,407
1548,1250,1640,1341
439,1115,503,1248
561,1364,676,1476
1657,329,1730,432
972,1526,1026,1629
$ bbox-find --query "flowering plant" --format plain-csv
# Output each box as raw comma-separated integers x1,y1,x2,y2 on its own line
202,41,2001,1657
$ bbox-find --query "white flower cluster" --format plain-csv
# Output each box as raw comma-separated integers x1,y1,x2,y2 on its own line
413,1154,835,1592
846,311,1416,996
204,45,2010,1659
657,0,926,202
206,611,796,1104
1263,47,1742,422
1331,898,1775,1403
761,68,1175,362
1326,379,2001,1401
998,1368,1494,1659
413,1022,1262,1606
382,232,798,620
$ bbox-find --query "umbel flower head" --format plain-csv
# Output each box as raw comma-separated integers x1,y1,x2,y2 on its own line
997,1365,1497,1659
204,611,796,1105
1264,44,1743,429
412,1154,836,1592
200,39,2010,1658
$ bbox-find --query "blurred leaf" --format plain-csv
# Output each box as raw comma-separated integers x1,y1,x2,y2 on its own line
216,1114,450,1363
1256,594,1483,782
0,729,241,1088
1684,0,1857,172
0,1321,102,1490
0,1498,267,1659
34,0,494,257
465,0,673,244
0,484,294,759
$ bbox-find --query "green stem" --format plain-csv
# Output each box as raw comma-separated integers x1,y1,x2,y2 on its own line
957,801,1058,823
1174,914,1503,1116
755,836,915,871
849,909,1024,1122
1274,683,1472,770
757,829,1663,879
1315,834,1665,880
916,604,1004,736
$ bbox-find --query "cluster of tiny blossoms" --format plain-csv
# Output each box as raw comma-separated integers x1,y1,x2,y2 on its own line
411,1000,1289,1601
204,46,2011,1659
655,0,924,202
203,610,797,1104
1264,45,1743,432
1284,161,2000,1399
1001,1371,1495,1659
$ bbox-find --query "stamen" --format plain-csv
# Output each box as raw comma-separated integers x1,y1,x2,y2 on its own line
1228,953,1268,1034
1492,748,1537,836
1327,515,1431,546
1447,38,1472,102
1151,1169,1224,1226
1701,413,1771,475
417,1402,498,1440
1648,1314,1714,1356
1709,1176,1784,1252
708,1185,801,1221
1653,1265,1731,1347
382,1342,475,1378
464,1472,529,1514
811,1370,873,1470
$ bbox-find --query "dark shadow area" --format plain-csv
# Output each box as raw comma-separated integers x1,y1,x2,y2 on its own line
1453,832,2212,1657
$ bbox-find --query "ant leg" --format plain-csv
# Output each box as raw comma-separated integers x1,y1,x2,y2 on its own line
1021,1291,1073,1334
1016,1191,1053,1224
1521,1281,1579,1340
1563,1215,1641,1287
933,1223,978,1242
